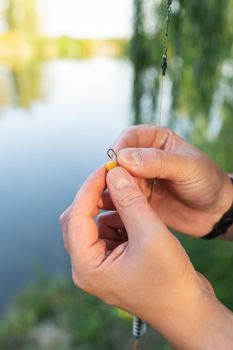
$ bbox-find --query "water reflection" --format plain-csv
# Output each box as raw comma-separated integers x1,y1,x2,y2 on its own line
0,59,42,110
0,57,133,311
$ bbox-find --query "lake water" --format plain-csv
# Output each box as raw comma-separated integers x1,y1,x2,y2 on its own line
0,57,133,312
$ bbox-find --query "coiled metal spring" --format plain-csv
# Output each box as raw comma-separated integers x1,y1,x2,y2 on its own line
132,317,147,339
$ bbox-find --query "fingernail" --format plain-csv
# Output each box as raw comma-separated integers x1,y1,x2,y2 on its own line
118,149,142,166
108,167,130,189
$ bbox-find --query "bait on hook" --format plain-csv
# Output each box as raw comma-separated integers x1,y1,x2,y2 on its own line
106,148,118,171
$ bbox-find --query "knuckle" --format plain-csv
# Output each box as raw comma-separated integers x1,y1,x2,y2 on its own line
68,213,82,231
151,148,164,173
159,127,175,150
118,191,146,208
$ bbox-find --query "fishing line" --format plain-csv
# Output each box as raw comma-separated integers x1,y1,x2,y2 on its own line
105,2,173,348
132,1,173,347
157,74,165,140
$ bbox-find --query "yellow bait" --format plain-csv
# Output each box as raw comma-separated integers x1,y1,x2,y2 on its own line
106,160,118,171
106,149,118,171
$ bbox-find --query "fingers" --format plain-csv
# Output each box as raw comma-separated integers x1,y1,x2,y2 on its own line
97,211,127,240
97,211,125,232
112,125,171,152
98,189,115,210
109,125,197,182
117,147,194,181
98,177,151,211
97,212,127,251
60,166,107,264
106,167,166,241
71,166,106,218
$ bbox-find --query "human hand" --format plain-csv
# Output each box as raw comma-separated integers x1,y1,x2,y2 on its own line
102,125,233,237
59,166,231,349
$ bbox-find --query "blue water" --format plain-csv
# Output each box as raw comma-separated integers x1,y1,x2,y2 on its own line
0,57,133,311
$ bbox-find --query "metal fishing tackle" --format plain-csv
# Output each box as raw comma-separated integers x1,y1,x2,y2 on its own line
161,0,173,76
106,148,118,171
132,317,147,339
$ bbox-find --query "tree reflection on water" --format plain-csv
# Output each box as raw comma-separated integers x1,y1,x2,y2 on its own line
0,59,42,109
0,0,127,111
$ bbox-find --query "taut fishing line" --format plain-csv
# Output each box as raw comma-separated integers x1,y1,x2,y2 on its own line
105,1,173,348
132,0,173,348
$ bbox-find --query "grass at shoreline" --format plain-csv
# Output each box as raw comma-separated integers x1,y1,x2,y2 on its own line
0,276,170,350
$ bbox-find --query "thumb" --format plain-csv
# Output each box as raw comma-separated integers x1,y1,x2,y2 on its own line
118,147,192,181
106,167,166,240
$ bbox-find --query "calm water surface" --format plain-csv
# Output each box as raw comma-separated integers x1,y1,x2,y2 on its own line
0,57,133,311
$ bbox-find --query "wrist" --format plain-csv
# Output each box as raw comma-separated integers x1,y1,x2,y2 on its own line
202,175,233,240
183,295,233,350
157,281,218,349
142,276,233,349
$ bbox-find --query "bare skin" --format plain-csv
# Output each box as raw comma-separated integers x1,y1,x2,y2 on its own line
60,166,233,350
100,125,233,238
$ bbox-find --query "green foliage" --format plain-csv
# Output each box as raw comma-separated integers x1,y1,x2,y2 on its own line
130,0,233,129
0,277,168,350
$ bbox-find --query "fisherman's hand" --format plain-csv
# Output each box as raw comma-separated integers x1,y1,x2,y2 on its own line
59,166,233,350
101,125,233,238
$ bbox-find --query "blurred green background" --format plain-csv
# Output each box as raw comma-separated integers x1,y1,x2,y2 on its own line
0,0,232,349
